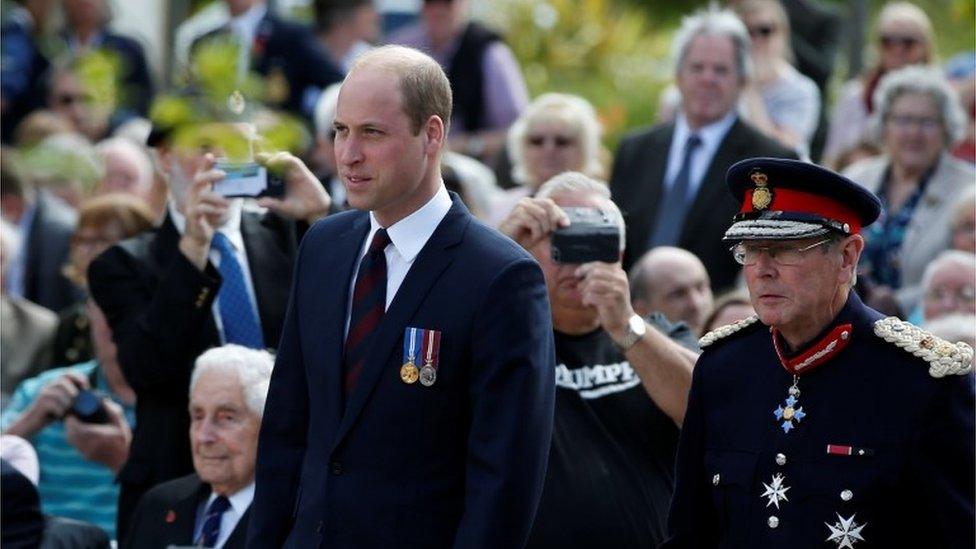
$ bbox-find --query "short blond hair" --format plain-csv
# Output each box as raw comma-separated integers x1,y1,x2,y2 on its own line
348,45,453,136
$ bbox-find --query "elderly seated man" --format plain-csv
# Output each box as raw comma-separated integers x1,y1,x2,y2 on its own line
122,345,273,549
919,250,976,323
629,246,715,336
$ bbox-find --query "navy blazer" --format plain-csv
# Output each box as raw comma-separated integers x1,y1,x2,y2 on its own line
664,292,975,548
248,195,556,548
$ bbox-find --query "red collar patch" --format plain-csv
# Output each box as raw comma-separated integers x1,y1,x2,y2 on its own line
772,323,853,376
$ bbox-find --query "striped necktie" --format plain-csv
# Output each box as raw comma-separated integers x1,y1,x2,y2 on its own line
343,229,390,397
197,495,230,547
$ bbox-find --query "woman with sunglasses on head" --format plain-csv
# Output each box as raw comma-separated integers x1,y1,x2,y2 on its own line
823,2,935,168
734,0,820,159
843,65,972,316
485,93,608,227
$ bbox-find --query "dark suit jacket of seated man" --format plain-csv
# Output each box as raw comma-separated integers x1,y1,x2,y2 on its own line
247,45,556,549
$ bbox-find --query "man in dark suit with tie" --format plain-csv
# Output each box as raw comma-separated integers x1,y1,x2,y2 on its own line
610,7,797,292
88,119,331,539
192,0,344,119
123,345,273,549
248,45,556,549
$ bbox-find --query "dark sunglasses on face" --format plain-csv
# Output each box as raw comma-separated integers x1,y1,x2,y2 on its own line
880,34,920,48
56,93,92,106
748,25,776,38
527,135,577,148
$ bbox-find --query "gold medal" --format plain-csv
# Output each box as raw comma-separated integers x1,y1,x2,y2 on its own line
400,362,419,384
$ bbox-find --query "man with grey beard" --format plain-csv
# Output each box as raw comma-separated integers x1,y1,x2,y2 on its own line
87,119,330,540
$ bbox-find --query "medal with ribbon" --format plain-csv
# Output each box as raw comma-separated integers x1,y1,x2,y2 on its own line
419,329,441,387
401,327,422,384
771,323,852,433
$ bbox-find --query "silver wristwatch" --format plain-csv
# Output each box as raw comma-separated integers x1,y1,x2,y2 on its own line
618,314,647,351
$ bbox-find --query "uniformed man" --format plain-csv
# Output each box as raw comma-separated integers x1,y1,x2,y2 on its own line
664,157,975,548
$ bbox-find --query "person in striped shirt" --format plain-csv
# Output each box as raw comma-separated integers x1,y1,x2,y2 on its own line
1,299,135,540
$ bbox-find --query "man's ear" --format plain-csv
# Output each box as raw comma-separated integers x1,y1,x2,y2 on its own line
840,235,865,285
423,115,445,155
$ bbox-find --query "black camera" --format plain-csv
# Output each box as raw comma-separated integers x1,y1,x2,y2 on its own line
551,207,621,264
66,390,109,424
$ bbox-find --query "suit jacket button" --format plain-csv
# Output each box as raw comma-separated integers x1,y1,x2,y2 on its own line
331,461,343,475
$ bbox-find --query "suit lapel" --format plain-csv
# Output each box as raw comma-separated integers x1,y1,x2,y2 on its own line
165,476,209,546
624,125,673,257
223,506,251,548
241,212,292,349
680,120,743,241
321,214,371,424
331,198,470,450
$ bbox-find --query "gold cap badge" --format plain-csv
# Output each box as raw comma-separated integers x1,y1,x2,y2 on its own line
751,170,773,210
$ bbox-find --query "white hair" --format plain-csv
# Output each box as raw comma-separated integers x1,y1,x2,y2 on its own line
506,93,604,187
95,136,155,191
921,250,976,294
0,218,22,276
535,171,625,251
671,6,753,82
868,65,966,146
190,345,275,417
313,83,342,140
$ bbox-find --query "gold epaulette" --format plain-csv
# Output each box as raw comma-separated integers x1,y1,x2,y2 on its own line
699,315,760,348
873,317,974,378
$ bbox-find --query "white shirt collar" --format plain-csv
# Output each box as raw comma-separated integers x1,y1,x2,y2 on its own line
167,199,246,252
207,481,255,515
228,3,268,41
368,185,452,263
673,110,738,151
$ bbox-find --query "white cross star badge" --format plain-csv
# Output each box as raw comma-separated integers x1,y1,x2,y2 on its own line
826,513,867,548
760,473,790,509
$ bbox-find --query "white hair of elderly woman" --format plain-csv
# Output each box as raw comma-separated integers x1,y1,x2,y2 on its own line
189,345,275,417
868,65,967,147
506,93,604,186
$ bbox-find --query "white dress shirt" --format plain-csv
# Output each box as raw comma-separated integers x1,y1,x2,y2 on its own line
193,482,255,548
168,200,261,343
343,185,453,337
664,111,738,202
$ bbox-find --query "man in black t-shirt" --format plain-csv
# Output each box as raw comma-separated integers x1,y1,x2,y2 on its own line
499,171,701,548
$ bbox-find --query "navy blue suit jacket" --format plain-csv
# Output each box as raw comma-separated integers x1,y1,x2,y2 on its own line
248,195,556,548
664,292,975,548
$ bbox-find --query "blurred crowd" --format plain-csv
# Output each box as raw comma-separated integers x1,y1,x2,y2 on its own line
0,0,973,547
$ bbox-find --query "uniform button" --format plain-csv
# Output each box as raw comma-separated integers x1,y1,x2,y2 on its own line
841,489,853,501
775,453,787,466
768,516,779,529
712,473,721,485
330,461,343,475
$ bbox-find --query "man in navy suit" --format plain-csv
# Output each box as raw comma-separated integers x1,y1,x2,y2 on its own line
248,45,556,548
192,0,344,119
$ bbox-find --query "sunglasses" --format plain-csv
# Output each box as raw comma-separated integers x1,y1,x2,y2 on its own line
880,34,920,48
56,93,93,107
748,25,776,38
527,135,577,148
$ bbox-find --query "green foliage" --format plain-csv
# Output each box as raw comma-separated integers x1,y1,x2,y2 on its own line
483,0,674,149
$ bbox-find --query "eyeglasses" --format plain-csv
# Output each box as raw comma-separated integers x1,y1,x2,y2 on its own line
527,135,577,148
56,93,93,107
887,114,942,132
730,238,832,266
880,34,920,49
925,286,976,304
748,25,776,39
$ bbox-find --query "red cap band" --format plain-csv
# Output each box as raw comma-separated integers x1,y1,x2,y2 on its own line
743,188,863,234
